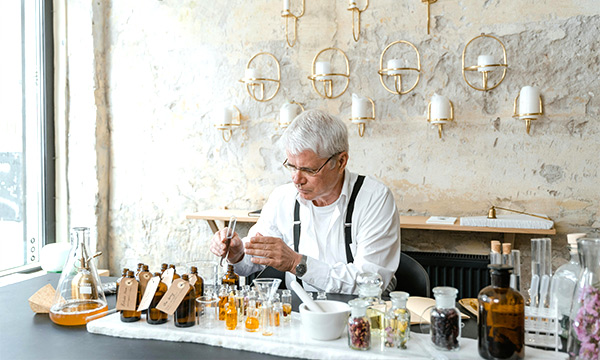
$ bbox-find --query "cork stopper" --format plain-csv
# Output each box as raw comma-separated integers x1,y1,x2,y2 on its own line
491,240,501,254
502,242,512,255
567,233,586,246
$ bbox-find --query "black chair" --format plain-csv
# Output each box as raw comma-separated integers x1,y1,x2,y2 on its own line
394,252,430,297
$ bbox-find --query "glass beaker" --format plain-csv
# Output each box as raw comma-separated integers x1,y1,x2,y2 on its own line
196,296,218,329
253,278,282,336
49,227,108,326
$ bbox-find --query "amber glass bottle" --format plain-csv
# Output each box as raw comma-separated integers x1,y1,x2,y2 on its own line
190,266,204,298
169,264,181,280
115,268,129,299
160,263,168,274
138,265,152,296
222,264,239,287
120,271,142,322
478,264,525,360
135,263,144,278
147,272,168,325
174,274,196,327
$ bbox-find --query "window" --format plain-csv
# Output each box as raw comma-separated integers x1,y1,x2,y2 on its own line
0,0,54,275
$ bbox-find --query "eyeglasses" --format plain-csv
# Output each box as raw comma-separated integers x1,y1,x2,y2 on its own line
282,153,339,176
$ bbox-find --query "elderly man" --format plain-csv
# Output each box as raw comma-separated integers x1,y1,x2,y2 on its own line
210,110,400,294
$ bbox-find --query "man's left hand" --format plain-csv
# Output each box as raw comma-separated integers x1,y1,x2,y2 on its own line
244,233,301,273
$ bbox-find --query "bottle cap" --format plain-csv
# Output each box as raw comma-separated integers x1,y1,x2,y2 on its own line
432,286,458,308
491,240,501,253
502,243,512,255
567,233,586,246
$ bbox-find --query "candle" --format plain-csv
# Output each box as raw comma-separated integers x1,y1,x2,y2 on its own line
283,0,290,12
387,59,403,75
245,68,262,84
518,86,541,118
220,106,233,126
352,93,371,121
279,102,299,126
315,61,331,80
477,55,494,72
348,0,357,8
430,94,451,122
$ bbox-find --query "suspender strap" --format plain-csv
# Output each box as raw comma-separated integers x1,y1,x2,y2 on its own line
293,200,302,286
344,175,365,264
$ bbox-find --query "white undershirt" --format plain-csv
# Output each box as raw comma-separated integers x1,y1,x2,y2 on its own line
308,197,341,260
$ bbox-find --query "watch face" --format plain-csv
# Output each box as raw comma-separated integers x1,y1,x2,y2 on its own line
296,263,307,277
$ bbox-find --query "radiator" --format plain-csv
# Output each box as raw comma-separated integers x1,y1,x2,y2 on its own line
404,251,491,299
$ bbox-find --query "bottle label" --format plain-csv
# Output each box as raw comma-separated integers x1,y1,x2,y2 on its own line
162,268,174,289
156,278,190,315
137,276,161,311
79,285,92,295
116,278,139,311
139,272,152,289
189,274,197,287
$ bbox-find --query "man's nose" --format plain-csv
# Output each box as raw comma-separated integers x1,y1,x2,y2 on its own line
291,170,306,185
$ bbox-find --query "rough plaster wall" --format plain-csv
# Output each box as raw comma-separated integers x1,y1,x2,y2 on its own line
73,1,600,280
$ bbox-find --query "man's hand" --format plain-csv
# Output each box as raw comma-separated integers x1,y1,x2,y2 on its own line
209,227,244,264
245,233,302,273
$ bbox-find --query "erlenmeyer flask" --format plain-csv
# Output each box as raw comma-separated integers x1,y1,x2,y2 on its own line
49,227,108,326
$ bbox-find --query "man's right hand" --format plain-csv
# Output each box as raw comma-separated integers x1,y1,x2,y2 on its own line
209,227,244,264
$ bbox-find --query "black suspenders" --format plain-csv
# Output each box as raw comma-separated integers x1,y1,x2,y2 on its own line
293,175,366,284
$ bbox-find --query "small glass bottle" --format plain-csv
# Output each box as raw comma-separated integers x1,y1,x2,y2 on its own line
147,272,168,325
271,293,282,327
245,290,260,332
120,270,142,322
234,289,245,323
225,294,237,330
135,263,144,278
222,264,239,287
190,266,204,298
478,265,524,359
357,272,386,334
138,265,152,297
115,268,129,312
174,274,196,328
384,291,411,349
282,289,292,323
217,286,228,321
348,298,371,351
316,291,327,300
430,286,461,351
160,263,168,274
169,264,180,280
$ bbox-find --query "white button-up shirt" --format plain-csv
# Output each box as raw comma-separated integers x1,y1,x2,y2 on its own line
233,170,401,294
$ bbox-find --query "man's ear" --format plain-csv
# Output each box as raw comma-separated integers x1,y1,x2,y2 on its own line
337,152,349,173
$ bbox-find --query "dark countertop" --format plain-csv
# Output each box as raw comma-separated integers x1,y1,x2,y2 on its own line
1,273,477,359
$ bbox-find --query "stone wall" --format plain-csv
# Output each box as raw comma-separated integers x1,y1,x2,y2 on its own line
58,1,599,286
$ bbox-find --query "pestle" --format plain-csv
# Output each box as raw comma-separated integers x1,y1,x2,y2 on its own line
290,280,324,313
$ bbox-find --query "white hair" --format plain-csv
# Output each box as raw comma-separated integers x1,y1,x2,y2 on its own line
281,109,349,158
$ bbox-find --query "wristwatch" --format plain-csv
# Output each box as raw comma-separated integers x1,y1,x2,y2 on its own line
295,255,307,278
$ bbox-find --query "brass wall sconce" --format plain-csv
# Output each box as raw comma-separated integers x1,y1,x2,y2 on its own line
421,0,437,35
279,100,305,128
462,33,508,91
347,0,369,42
377,40,421,96
281,0,305,47
350,93,375,137
427,93,454,139
239,52,281,102
214,105,242,142
513,86,543,135
307,48,350,99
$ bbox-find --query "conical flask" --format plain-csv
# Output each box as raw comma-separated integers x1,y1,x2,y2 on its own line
49,227,108,326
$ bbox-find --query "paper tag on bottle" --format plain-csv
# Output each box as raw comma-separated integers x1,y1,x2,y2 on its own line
137,276,161,312
189,274,197,287
156,278,190,315
162,268,174,289
139,272,152,290
116,278,139,311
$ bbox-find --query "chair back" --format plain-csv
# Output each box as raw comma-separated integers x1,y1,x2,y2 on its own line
394,252,430,297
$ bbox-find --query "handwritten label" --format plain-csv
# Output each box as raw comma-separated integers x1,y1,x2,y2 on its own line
162,268,174,289
116,278,138,311
137,276,161,312
156,278,190,315
189,274,197,287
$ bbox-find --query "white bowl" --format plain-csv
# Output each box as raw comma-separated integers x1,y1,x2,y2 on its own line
40,242,71,272
299,300,350,341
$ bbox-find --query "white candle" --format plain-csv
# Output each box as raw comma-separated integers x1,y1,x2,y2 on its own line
352,93,371,121
387,59,403,75
283,0,290,12
315,61,331,80
220,106,233,126
245,68,262,84
477,55,494,72
348,0,357,8
279,102,299,126
430,94,451,122
518,86,541,118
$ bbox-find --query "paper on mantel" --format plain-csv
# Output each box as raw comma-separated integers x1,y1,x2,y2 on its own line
385,297,469,325
426,216,457,225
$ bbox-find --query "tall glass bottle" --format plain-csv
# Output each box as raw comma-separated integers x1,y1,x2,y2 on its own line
169,264,180,280
225,294,237,330
222,264,239,287
190,266,204,297
384,291,411,349
120,270,142,322
550,233,586,344
115,267,129,310
160,263,168,274
49,227,108,326
138,265,152,298
282,289,292,323
478,265,524,360
430,286,460,351
218,285,228,321
567,237,600,360
356,272,386,334
147,272,168,325
174,274,196,327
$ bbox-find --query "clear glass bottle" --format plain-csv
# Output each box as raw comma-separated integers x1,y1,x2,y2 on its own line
225,294,237,330
119,270,141,322
567,237,600,360
384,291,411,349
478,265,524,360
234,289,245,323
356,272,386,334
174,274,196,328
217,285,228,321
222,264,239,287
282,289,292,323
348,298,371,351
147,272,168,325
430,286,460,351
317,291,327,300
271,293,282,328
245,290,260,332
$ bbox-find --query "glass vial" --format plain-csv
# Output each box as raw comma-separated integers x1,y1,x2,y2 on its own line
225,294,237,330
147,272,168,325
430,286,461,351
218,286,228,321
384,291,411,349
222,264,239,287
478,265,524,359
348,298,371,351
282,289,292,323
120,270,142,322
174,274,196,327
